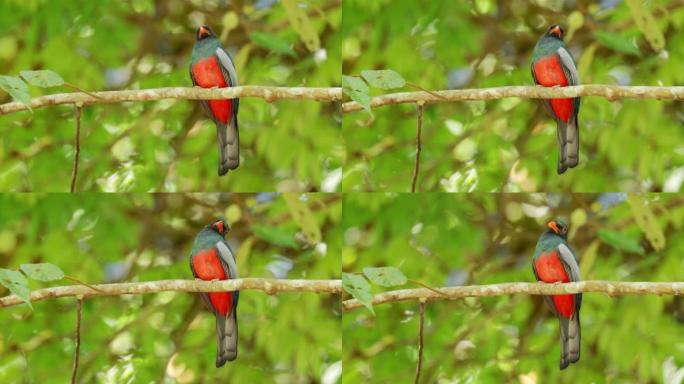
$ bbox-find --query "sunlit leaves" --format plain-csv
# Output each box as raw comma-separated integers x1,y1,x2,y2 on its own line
20,263,65,281
597,229,644,255
0,268,31,309
626,195,665,251
361,70,406,90
625,0,665,52
594,30,641,56
341,75,370,114
283,193,321,245
0,75,31,108
342,272,374,315
362,266,407,287
249,32,296,56
19,70,64,88
282,0,320,52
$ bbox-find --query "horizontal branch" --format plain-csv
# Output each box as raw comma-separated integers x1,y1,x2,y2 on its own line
342,84,684,113
0,278,342,309
342,281,684,311
0,86,343,115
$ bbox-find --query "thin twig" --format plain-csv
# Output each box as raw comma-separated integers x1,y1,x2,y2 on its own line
407,278,448,298
64,83,103,100
411,104,423,192
0,278,342,308
71,298,83,384
414,301,426,384
70,107,81,192
406,82,446,100
64,275,105,293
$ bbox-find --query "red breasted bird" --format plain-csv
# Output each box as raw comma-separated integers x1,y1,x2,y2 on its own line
531,25,581,174
532,219,582,370
190,25,240,175
189,219,239,366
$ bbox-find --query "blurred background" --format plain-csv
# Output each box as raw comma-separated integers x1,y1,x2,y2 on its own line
0,193,341,383
0,0,342,192
342,0,684,192
342,193,684,383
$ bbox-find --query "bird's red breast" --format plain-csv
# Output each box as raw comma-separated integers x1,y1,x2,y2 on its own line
532,55,573,123
534,250,575,318
191,56,233,125
192,247,232,316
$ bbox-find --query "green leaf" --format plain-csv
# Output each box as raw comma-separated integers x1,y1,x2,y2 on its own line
361,69,406,90
594,31,641,56
626,195,666,251
342,273,374,315
342,75,371,115
0,75,31,109
597,230,644,255
249,32,296,56
362,266,407,287
625,0,665,51
20,263,65,281
281,0,320,52
19,70,64,88
282,193,321,245
251,225,298,248
0,268,32,309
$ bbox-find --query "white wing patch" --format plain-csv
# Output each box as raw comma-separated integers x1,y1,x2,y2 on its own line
216,241,239,279
558,243,581,282
556,47,580,85
215,48,239,87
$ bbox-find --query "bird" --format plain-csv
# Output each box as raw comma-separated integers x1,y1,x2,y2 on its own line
189,25,240,175
531,24,581,174
189,219,239,367
532,218,582,370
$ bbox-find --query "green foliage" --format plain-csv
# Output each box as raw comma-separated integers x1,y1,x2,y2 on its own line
0,0,342,192
341,0,684,192
342,193,684,383
0,193,342,383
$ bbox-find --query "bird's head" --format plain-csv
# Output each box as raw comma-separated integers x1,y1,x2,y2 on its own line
196,25,216,41
547,218,569,239
208,218,229,237
545,24,565,40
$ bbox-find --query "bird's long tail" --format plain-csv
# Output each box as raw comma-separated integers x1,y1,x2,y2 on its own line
217,115,239,176
556,117,579,174
215,308,238,367
558,311,580,370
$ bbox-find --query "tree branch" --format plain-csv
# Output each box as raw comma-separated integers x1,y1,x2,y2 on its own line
342,281,684,311
342,84,684,113
0,86,343,115
71,298,83,384
414,301,426,384
0,278,342,309
410,104,423,193
70,106,81,193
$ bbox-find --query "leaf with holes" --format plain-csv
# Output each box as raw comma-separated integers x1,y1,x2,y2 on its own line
626,195,665,251
624,0,664,52
0,268,32,309
342,75,371,115
20,263,65,282
363,266,407,287
361,69,406,90
282,193,321,245
19,70,64,88
342,273,374,315
0,75,31,110
281,0,320,52
598,230,644,255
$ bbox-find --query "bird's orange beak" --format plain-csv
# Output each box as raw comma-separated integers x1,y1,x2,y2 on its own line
198,26,210,39
215,220,224,234
551,25,562,38
547,221,560,234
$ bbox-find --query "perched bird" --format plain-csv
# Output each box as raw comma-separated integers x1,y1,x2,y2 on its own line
190,25,240,175
532,219,582,370
531,25,581,174
189,219,239,366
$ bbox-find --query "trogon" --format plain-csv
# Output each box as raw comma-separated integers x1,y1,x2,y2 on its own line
189,219,239,367
531,25,581,174
190,25,240,175
532,219,582,370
